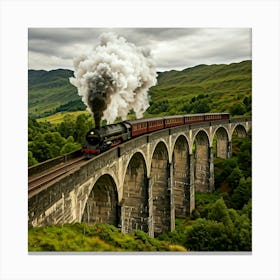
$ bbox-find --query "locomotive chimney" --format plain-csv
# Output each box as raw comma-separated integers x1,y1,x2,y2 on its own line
94,112,101,129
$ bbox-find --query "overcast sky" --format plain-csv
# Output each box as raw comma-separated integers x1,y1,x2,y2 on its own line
28,28,251,72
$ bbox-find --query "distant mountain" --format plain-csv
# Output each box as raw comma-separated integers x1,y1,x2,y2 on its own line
28,60,251,119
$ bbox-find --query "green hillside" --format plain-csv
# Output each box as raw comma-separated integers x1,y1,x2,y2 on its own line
146,60,251,117
28,60,252,120
28,69,85,118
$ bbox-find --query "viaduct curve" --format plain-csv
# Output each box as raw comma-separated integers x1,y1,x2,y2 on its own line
28,117,251,237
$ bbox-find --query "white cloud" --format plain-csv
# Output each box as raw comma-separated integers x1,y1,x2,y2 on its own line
28,28,252,71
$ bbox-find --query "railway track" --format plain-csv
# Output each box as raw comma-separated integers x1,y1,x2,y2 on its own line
28,156,86,196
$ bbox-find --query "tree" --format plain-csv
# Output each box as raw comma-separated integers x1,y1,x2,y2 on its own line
43,132,66,158
184,219,229,251
207,199,233,227
227,167,243,191
192,101,210,113
230,102,246,116
75,114,91,144
237,138,252,177
60,136,81,154
57,115,76,139
29,136,52,162
28,151,38,166
231,177,252,209
184,198,252,251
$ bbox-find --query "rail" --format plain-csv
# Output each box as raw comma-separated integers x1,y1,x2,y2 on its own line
28,156,85,197
28,149,82,176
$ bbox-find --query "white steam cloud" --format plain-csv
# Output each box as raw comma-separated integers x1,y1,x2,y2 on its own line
69,32,157,128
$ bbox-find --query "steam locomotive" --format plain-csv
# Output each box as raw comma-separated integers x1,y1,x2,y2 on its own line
82,113,230,157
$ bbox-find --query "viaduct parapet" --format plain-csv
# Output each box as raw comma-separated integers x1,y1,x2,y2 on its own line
28,117,251,237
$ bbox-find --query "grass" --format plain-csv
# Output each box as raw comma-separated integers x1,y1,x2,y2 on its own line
37,110,91,125
28,223,187,252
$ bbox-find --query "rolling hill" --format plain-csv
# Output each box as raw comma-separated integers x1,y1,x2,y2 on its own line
147,60,251,117
28,60,252,120
28,69,84,118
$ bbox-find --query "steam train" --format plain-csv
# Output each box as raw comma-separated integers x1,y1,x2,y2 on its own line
82,113,230,157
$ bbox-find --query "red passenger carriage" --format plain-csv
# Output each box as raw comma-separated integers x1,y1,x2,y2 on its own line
164,115,184,128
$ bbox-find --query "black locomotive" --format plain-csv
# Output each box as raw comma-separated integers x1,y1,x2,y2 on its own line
82,113,229,157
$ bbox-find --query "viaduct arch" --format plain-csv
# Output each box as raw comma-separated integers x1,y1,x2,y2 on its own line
28,117,251,237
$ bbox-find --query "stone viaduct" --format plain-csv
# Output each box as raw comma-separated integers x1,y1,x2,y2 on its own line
28,117,251,237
